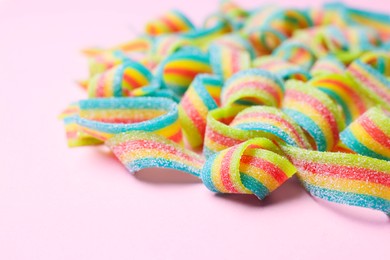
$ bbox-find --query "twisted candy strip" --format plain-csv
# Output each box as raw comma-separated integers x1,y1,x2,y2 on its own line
282,80,345,151
229,106,311,149
340,107,390,161
72,97,182,143
203,106,270,157
202,138,296,199
221,68,285,107
105,127,390,214
178,74,223,148
88,60,153,98
145,10,195,36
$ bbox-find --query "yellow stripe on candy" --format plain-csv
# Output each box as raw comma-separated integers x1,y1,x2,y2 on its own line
349,118,390,158
299,171,390,201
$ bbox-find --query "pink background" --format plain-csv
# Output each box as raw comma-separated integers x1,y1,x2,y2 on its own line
1,0,389,259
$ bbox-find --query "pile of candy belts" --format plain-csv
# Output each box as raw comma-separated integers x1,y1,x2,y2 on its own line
60,1,390,215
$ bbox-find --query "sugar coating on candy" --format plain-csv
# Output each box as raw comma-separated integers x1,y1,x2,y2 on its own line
76,97,182,143
283,145,390,214
340,107,390,161
88,60,152,98
60,0,390,214
107,131,203,177
347,59,390,110
202,138,296,199
203,106,274,157
60,103,103,147
308,73,370,124
282,80,345,151
179,74,223,148
221,68,285,107
230,106,311,149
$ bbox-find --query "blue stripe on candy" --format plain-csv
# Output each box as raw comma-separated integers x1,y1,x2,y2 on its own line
201,154,219,192
209,44,224,79
193,75,221,110
79,97,175,110
202,146,215,159
302,181,390,214
283,109,328,151
340,128,388,160
113,64,126,97
127,158,201,177
240,173,270,200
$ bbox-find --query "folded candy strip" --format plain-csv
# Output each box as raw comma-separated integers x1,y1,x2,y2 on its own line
62,1,390,215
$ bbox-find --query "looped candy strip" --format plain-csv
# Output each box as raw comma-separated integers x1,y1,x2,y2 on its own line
61,1,390,215
178,74,223,148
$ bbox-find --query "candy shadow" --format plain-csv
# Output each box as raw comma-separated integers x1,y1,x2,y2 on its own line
134,168,202,184
213,176,305,208
310,196,390,225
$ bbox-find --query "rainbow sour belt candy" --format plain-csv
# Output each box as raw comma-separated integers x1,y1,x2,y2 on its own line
61,1,390,216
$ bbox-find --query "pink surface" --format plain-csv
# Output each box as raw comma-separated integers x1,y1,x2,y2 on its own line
1,0,389,259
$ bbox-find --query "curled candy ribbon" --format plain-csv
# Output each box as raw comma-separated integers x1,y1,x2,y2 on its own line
62,1,390,216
